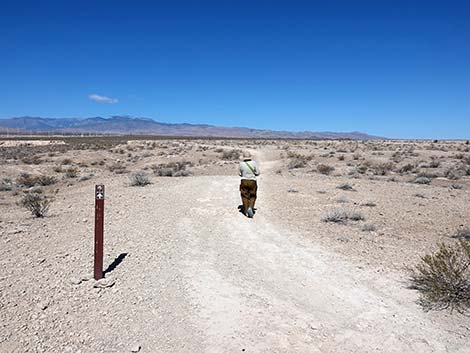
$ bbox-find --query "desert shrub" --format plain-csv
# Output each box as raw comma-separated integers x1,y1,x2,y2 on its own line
16,173,40,187
22,155,43,165
0,178,13,191
53,165,64,173
361,201,377,207
349,211,365,221
37,175,57,186
65,167,79,178
337,154,345,161
20,192,52,218
337,183,354,191
429,158,441,168
321,209,365,224
61,158,73,165
399,163,415,174
362,224,377,232
445,168,465,180
371,162,394,176
129,172,151,186
353,153,361,160
317,164,335,175
409,241,470,313
453,228,470,240
356,164,368,174
288,158,307,169
322,209,349,223
414,176,432,185
153,161,192,177
108,163,127,174
78,174,94,182
221,149,241,160
336,196,349,203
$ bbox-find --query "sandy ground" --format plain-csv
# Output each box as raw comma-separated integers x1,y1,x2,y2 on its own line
1,139,469,352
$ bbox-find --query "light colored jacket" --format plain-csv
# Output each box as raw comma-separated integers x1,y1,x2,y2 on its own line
239,159,260,180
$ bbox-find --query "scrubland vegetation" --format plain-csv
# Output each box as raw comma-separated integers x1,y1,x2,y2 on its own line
1,136,469,315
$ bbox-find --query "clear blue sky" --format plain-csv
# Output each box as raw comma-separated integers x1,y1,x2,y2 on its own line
1,0,469,138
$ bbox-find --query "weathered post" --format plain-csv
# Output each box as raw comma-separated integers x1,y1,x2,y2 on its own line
94,185,105,280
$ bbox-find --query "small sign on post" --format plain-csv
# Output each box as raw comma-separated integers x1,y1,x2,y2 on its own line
94,185,105,280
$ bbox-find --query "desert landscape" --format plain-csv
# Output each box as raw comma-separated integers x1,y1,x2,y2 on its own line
1,136,469,353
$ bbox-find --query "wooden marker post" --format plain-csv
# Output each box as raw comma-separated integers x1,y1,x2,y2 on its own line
94,185,105,280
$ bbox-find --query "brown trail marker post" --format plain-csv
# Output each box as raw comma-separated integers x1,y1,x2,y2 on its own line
94,185,105,280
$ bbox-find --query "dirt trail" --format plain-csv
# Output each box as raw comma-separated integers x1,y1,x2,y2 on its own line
172,174,466,353
1,153,468,353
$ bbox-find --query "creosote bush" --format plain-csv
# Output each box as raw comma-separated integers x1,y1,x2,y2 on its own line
410,241,470,313
20,192,52,218
130,172,151,186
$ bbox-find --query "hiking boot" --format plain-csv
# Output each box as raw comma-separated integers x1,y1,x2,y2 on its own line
247,208,254,218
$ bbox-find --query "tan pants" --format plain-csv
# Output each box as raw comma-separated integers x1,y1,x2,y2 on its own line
240,179,257,212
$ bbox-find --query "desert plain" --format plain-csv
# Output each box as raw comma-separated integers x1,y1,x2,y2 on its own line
0,136,469,353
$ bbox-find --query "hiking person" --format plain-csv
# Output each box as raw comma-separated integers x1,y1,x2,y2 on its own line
239,154,260,218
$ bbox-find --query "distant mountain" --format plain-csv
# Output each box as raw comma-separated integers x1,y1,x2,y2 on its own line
0,116,383,139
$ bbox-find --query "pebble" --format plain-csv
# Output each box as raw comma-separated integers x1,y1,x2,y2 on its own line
93,277,116,288
130,344,141,352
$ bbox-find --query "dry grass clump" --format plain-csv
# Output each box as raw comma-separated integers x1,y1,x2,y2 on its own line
317,164,335,175
153,161,192,177
221,149,242,160
410,241,470,313
321,209,365,224
129,172,151,186
16,173,57,187
20,192,53,218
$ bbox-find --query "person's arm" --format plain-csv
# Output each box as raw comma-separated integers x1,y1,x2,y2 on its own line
254,162,260,176
239,163,243,177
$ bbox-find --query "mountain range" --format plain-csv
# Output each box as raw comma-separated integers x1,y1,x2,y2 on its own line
0,116,382,139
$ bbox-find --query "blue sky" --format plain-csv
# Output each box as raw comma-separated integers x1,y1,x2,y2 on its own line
1,0,469,138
